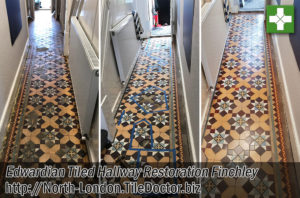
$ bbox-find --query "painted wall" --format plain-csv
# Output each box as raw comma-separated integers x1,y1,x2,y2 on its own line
109,0,135,26
79,0,99,54
201,0,228,88
0,0,28,146
289,0,300,69
271,0,300,163
183,0,194,68
176,0,199,161
59,0,66,32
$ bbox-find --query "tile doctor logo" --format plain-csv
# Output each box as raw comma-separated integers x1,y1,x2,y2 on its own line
266,5,294,33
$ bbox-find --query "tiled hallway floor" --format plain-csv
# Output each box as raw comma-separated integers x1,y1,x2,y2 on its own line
151,26,171,37
0,11,89,163
103,37,183,165
201,14,294,197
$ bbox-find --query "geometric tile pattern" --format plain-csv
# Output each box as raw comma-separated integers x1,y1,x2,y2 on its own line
0,11,88,163
202,14,279,162
103,37,183,165
201,14,292,197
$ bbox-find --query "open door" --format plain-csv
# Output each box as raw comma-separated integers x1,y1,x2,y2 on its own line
132,0,174,38
239,0,265,12
150,0,172,37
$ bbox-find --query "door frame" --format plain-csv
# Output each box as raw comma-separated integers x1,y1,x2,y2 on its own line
149,0,174,37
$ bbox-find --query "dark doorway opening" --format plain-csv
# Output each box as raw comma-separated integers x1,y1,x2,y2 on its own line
156,0,170,25
151,0,171,37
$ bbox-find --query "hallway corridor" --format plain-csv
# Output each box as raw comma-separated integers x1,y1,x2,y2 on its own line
0,11,89,163
201,14,294,197
103,37,183,165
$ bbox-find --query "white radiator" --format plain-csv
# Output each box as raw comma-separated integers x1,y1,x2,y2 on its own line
110,14,140,83
69,16,99,136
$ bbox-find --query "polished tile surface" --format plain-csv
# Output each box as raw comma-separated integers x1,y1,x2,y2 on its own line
151,26,171,37
201,14,292,197
202,14,283,163
0,11,88,163
103,37,183,165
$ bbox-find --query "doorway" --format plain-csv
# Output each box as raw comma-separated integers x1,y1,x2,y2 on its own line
35,0,51,10
240,0,265,12
151,0,172,37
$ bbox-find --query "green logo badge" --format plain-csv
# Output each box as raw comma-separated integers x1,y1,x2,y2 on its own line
266,5,294,33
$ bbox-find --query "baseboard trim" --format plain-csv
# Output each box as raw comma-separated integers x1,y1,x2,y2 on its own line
176,38,197,162
201,94,211,130
0,38,29,150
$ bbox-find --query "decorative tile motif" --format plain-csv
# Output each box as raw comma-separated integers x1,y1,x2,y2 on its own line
132,86,169,114
108,135,130,160
130,120,153,149
201,177,226,197
204,127,233,153
0,11,88,163
249,131,271,152
202,14,292,197
203,14,276,162
104,37,182,165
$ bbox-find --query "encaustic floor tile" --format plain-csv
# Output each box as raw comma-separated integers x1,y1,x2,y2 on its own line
202,13,295,197
0,10,88,163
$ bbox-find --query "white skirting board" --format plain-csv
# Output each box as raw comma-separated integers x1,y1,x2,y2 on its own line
0,38,29,150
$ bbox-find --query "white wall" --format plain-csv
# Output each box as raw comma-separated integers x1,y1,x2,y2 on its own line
176,0,199,162
273,34,300,161
79,0,99,54
201,0,228,88
59,0,66,32
271,0,300,162
0,0,29,146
